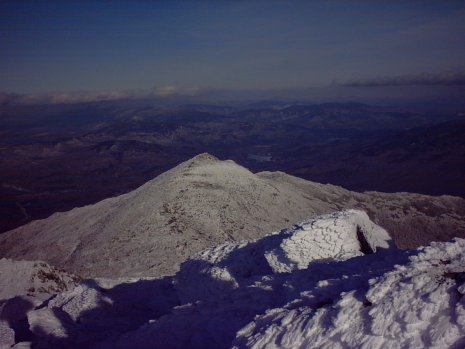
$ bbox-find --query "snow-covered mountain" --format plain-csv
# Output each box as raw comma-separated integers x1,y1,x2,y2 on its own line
0,153,464,278
1,210,464,349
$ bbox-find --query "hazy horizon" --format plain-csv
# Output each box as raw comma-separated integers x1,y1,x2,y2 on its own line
1,1,465,105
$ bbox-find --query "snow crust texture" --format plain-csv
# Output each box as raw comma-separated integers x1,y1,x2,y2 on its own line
175,210,393,303
233,239,465,349
2,210,465,349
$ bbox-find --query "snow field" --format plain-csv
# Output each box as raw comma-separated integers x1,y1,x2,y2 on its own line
1,210,464,349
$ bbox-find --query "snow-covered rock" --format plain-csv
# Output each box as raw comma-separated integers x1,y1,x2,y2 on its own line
0,320,15,348
175,210,394,303
2,211,465,349
108,238,465,349
0,259,79,349
0,259,79,301
233,238,465,349
23,276,179,349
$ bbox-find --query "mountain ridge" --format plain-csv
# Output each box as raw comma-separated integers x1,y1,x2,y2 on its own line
0,153,464,278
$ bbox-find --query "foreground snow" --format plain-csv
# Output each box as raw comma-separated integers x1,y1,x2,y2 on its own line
1,210,465,348
234,239,465,349
0,260,79,348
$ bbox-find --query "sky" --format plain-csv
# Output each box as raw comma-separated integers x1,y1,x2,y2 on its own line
1,0,465,103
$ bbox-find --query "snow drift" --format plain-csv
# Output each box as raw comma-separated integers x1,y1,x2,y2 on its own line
1,210,464,349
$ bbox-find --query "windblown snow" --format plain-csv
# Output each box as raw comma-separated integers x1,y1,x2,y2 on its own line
0,153,464,278
2,210,465,349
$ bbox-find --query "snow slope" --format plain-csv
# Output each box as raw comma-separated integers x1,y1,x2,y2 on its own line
2,210,464,349
0,153,464,278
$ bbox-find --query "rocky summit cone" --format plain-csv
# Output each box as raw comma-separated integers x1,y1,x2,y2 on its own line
0,153,464,278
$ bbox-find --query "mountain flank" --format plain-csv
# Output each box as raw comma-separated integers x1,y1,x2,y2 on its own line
0,153,463,278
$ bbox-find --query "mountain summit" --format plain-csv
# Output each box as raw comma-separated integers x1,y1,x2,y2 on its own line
0,154,464,277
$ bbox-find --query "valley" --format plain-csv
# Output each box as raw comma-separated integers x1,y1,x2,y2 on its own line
1,102,464,233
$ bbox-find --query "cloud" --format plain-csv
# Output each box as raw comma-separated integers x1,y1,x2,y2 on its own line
2,79,465,107
0,92,27,106
0,86,202,105
339,72,465,87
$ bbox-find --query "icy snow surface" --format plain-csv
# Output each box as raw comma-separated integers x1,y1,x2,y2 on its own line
2,210,465,349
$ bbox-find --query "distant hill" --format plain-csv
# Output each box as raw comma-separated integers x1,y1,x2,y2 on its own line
282,119,465,196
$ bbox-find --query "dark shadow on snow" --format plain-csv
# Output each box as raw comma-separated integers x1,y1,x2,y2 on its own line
22,243,414,349
0,296,35,342
28,276,180,349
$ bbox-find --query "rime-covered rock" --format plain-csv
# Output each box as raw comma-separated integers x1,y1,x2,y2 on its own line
175,210,394,303
0,258,79,301
3,211,465,349
233,239,465,349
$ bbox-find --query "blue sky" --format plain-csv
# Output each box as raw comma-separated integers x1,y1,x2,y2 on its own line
1,1,464,101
